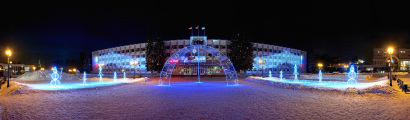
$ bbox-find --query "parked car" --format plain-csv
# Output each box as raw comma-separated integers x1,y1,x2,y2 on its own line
332,72,340,74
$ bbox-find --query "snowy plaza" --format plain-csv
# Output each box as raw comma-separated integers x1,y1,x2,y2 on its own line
3,2,410,119
1,71,410,119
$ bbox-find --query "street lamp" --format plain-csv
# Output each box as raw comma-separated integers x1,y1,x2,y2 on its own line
5,50,11,87
258,59,266,77
130,60,138,79
33,67,36,71
388,47,394,86
318,63,323,69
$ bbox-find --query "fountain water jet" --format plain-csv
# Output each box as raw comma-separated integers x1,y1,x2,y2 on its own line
83,72,87,85
123,72,126,80
114,72,117,82
293,64,299,82
269,70,272,78
98,65,103,83
318,70,323,85
280,71,283,81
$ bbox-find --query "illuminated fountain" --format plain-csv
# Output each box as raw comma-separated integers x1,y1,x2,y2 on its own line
83,72,87,85
269,70,272,78
50,67,61,87
98,65,103,83
123,72,126,80
318,70,323,85
59,68,63,81
293,64,299,82
113,72,117,82
280,70,283,81
347,65,357,86
252,63,385,89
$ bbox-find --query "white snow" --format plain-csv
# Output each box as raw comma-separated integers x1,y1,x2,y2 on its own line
17,70,81,81
0,76,410,119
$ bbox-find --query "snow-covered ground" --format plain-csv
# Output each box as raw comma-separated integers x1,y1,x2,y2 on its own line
1,76,410,119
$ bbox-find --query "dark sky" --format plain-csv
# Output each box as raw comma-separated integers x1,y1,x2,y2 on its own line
1,1,410,65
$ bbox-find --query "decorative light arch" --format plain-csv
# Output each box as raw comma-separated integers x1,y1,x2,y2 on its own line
159,45,238,86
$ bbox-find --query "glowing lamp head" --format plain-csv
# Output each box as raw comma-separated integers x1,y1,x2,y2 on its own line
73,68,76,72
318,63,323,67
388,48,394,54
130,61,134,65
33,67,36,70
5,50,11,56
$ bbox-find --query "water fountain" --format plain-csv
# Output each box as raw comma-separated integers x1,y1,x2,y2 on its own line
83,72,87,85
318,70,323,85
269,70,272,78
280,70,283,81
59,68,63,81
113,72,117,82
347,65,357,86
123,72,126,80
293,64,299,82
98,65,103,83
50,67,61,87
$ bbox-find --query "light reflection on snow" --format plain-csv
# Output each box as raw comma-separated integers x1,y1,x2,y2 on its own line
259,77,387,89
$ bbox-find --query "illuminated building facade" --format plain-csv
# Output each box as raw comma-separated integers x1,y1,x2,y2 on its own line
92,36,307,75
372,47,410,72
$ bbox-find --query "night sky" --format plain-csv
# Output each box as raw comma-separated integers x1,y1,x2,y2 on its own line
1,1,410,66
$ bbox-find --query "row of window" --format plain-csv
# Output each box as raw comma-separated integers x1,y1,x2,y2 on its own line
253,48,301,56
98,48,146,56
99,47,303,57
101,61,147,66
376,50,407,54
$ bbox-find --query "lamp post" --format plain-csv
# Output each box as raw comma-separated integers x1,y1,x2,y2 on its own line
388,48,394,86
33,67,36,71
130,60,138,79
344,65,348,72
258,59,266,77
6,50,11,87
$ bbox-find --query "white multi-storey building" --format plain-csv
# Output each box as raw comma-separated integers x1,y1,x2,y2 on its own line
92,35,307,75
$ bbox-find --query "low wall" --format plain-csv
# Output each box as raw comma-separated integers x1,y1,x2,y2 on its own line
289,74,371,80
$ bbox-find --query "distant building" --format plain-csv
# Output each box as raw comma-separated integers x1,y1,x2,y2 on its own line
0,63,35,76
92,35,307,75
372,47,410,72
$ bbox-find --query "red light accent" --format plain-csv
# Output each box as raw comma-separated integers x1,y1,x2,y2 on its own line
300,63,303,68
169,60,179,63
